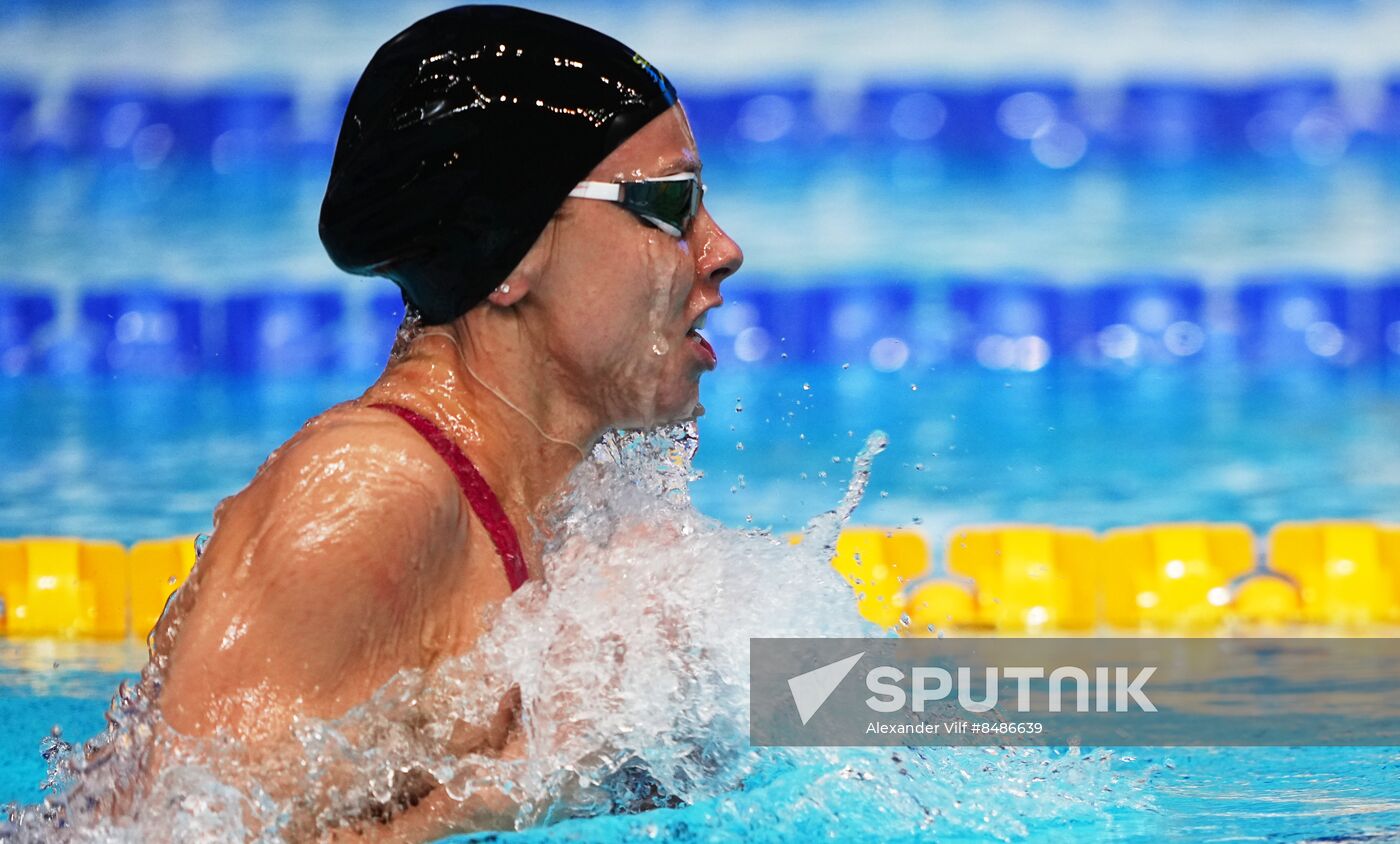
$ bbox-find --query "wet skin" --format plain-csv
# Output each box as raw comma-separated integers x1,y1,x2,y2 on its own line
150,104,742,841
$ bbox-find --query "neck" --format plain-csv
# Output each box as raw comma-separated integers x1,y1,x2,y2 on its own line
377,325,600,518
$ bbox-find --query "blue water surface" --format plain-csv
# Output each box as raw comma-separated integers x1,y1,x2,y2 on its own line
4,362,1399,545
3,646,1398,841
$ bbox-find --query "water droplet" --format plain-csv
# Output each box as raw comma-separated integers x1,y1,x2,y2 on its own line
915,463,925,471
802,383,810,391
818,471,828,479
734,398,743,413
842,362,850,370
831,456,842,463
735,442,745,451
167,576,177,585
910,383,918,391
880,490,889,498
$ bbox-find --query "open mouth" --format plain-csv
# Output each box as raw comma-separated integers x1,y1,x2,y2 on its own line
686,311,716,368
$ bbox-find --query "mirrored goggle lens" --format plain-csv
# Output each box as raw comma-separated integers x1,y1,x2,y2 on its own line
620,177,701,236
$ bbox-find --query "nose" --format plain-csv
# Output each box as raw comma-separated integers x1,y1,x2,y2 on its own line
694,206,743,288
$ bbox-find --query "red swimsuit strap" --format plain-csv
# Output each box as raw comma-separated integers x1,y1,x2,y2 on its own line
367,402,529,592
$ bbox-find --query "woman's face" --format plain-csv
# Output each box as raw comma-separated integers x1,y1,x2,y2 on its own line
527,104,743,430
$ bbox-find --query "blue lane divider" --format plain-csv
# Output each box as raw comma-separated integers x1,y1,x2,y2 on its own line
715,285,823,363
78,289,205,375
4,73,1397,166
821,279,917,369
0,82,34,156
0,289,55,375
680,83,816,153
188,87,299,168
1235,272,1378,367
862,83,988,151
1383,279,1400,360
222,290,343,375
9,78,300,168
1113,81,1246,161
1,274,1399,376
599,74,1382,166
947,275,1068,371
861,84,953,145
1082,275,1210,366
63,81,179,161
943,80,1078,157
367,289,407,349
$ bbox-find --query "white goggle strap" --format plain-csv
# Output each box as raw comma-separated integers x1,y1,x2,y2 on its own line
569,171,700,199
568,181,623,201
567,173,700,238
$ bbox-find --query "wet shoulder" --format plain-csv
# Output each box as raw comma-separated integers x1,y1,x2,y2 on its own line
276,401,466,520
221,401,471,582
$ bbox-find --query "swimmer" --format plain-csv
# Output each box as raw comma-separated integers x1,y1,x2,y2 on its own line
145,6,741,840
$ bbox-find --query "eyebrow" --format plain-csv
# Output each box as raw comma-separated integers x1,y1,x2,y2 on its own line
658,157,702,176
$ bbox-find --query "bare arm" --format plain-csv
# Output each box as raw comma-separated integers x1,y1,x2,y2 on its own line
156,413,466,737
146,412,533,839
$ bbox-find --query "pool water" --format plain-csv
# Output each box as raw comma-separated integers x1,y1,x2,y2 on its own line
4,363,1399,545
3,640,1399,841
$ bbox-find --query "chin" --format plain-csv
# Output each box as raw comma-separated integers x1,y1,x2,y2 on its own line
634,382,703,429
662,378,704,422
607,357,705,428
639,402,699,428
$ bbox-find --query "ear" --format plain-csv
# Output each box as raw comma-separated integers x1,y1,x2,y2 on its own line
487,218,553,307
486,273,529,307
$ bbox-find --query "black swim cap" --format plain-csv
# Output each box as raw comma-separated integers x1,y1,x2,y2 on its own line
319,5,677,324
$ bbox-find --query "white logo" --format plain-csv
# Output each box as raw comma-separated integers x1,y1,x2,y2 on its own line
788,652,865,725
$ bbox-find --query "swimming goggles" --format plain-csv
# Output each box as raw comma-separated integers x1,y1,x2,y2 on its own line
567,172,705,237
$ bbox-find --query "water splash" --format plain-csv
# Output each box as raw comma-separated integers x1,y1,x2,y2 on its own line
3,424,1146,841
801,429,887,553
387,302,426,365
